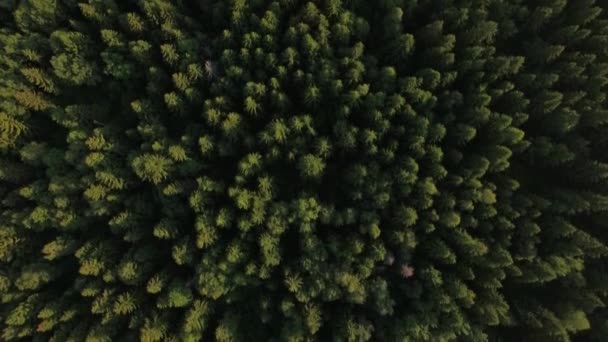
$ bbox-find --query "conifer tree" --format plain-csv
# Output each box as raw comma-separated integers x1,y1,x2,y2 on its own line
1,0,608,340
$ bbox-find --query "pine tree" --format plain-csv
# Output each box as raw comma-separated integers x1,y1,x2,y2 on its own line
1,0,608,341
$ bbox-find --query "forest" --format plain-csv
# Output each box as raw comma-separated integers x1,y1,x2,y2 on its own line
1,0,608,341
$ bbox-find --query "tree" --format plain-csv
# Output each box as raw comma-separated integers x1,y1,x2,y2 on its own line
1,0,608,341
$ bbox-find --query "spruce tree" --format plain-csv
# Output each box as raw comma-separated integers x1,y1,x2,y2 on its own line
1,0,608,341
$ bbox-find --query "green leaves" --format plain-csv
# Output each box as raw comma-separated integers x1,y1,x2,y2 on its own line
0,112,28,147
244,97,260,115
1,0,608,341
15,263,57,290
14,0,61,33
153,219,178,240
163,280,193,308
304,303,322,334
285,273,303,293
140,314,168,342
21,68,57,94
439,211,461,228
41,237,76,260
160,44,178,65
195,219,218,249
132,154,173,184
183,300,211,334
238,153,262,176
13,89,52,111
113,292,138,315
298,154,325,178
50,53,99,85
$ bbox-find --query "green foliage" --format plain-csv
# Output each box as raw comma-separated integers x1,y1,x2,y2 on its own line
132,154,173,184
298,154,325,178
1,0,608,341
0,112,28,148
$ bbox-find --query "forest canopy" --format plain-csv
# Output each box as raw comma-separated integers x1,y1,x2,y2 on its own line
2,0,608,341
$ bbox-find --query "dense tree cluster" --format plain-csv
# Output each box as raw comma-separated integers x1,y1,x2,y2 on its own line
2,0,608,340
